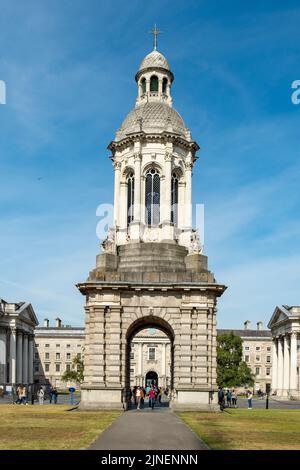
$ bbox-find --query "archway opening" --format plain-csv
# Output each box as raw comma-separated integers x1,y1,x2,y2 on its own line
145,370,158,387
125,316,174,409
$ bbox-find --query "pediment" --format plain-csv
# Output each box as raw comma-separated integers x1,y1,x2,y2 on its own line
17,303,39,327
268,306,289,329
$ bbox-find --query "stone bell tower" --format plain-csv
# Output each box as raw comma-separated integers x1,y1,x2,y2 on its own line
77,31,226,410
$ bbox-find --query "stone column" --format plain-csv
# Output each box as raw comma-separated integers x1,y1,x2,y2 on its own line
158,77,163,97
22,334,29,384
137,343,142,376
271,338,278,393
113,161,121,227
0,328,7,384
119,181,128,242
134,153,141,221
184,160,193,230
178,308,192,386
178,181,185,230
162,151,173,240
289,332,298,395
16,331,23,384
89,306,105,385
164,152,172,221
146,79,150,96
105,306,122,387
277,337,284,394
137,342,143,386
283,335,290,396
9,328,17,384
162,343,166,376
28,336,34,384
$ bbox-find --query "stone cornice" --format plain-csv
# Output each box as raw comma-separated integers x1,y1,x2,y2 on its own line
77,281,226,297
108,131,199,154
135,67,174,83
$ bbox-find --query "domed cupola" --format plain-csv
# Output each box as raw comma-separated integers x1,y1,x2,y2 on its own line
134,26,174,108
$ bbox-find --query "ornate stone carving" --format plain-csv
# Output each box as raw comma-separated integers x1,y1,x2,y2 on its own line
101,227,116,253
185,161,193,171
143,227,159,242
189,229,203,254
134,152,142,162
114,161,121,171
164,151,172,162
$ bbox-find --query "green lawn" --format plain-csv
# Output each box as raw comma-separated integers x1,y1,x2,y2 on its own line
0,405,121,450
177,409,300,450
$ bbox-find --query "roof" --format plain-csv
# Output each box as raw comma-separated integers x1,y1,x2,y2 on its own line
217,329,272,338
115,101,188,141
139,50,171,73
268,304,300,329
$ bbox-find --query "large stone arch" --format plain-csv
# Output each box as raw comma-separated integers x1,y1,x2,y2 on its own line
78,278,225,411
124,315,175,393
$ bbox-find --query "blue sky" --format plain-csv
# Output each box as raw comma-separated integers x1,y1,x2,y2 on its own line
0,0,299,329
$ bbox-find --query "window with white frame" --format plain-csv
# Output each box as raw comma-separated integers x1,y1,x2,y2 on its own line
148,347,156,360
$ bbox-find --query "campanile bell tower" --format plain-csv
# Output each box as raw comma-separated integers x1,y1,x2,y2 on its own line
77,29,226,410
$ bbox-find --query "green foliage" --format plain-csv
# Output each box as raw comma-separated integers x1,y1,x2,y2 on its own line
61,355,84,384
217,332,254,388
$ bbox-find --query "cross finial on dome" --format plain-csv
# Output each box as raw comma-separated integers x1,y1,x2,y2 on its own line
149,24,162,51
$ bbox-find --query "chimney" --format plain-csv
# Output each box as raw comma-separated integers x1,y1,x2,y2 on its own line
244,320,251,330
257,321,263,331
55,317,62,328
44,318,49,328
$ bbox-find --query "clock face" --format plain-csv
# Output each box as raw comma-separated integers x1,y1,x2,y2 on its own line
148,328,156,335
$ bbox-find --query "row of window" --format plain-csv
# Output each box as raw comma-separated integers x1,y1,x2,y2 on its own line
255,367,271,377
35,343,82,349
140,76,168,95
35,363,81,373
244,346,271,352
245,355,271,363
127,170,179,227
35,352,81,361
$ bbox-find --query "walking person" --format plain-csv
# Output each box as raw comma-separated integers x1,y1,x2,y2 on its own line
52,387,58,404
231,389,237,408
21,385,28,405
133,386,137,406
148,385,156,410
136,386,144,410
218,387,225,411
247,390,253,409
226,389,232,408
16,384,22,404
37,387,44,405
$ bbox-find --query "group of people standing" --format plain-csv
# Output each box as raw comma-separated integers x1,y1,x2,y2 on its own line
218,388,254,410
37,385,58,405
130,384,169,410
13,384,58,405
217,388,238,410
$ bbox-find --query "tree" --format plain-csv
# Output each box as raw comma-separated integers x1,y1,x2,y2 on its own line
217,332,254,388
61,355,84,385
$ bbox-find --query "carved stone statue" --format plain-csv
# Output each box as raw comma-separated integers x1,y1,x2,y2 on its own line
189,229,203,254
101,227,116,253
